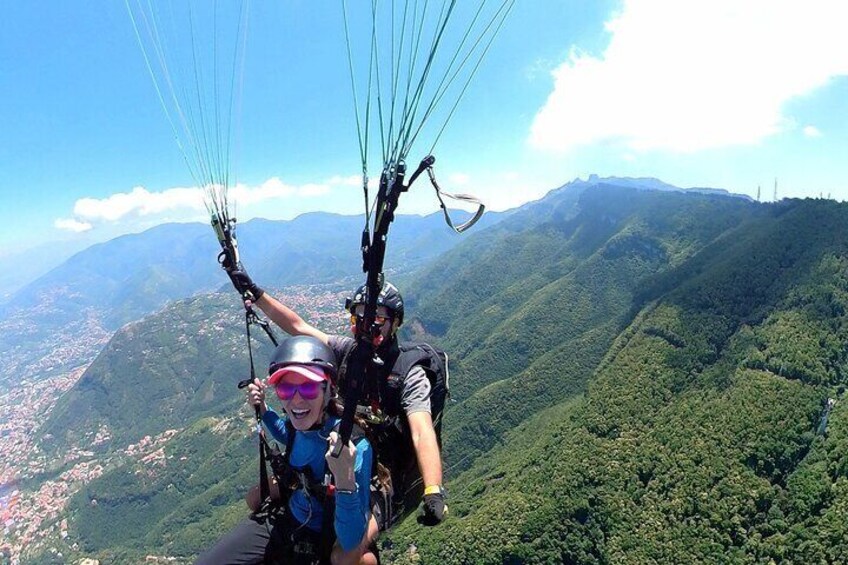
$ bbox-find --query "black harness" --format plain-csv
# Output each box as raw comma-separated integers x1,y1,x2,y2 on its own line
337,340,448,524
336,156,482,452
259,420,374,564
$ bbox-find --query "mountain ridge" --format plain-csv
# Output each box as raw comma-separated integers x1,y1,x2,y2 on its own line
16,176,800,563
0,209,502,391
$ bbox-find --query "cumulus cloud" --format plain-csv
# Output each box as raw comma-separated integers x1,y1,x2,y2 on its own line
73,186,202,222
803,125,822,138
326,175,363,187
229,178,295,206
530,0,848,153
448,172,471,186
55,175,357,233
54,218,93,233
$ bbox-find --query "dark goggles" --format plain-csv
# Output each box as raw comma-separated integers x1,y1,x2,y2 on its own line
351,305,392,326
273,381,327,401
350,313,391,326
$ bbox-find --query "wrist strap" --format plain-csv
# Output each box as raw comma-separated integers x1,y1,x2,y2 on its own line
424,485,443,496
335,487,357,496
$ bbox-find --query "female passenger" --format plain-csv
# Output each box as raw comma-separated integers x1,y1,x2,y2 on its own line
196,336,379,565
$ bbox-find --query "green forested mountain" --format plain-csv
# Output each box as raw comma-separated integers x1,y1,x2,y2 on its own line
39,285,352,455
29,180,848,563
67,416,256,563
38,293,261,454
8,211,498,330
0,210,498,391
384,195,848,563
405,182,763,475
27,288,349,563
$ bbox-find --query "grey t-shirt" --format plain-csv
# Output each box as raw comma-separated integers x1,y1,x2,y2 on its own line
329,335,431,415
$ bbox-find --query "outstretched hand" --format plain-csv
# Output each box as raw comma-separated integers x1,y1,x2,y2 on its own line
417,491,448,526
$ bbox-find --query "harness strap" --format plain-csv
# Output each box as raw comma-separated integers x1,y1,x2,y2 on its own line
238,304,279,505
426,164,485,233
318,480,337,561
246,308,270,503
284,420,297,462
281,420,373,562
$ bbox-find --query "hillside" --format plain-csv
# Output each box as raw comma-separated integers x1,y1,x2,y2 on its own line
39,286,350,454
0,238,93,303
68,415,256,563
19,286,352,563
405,181,764,475
0,210,499,391
385,196,848,563
22,179,848,563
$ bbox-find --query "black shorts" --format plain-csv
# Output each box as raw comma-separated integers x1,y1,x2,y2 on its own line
195,507,322,565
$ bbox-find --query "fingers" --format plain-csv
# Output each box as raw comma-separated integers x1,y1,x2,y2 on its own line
325,431,340,460
324,432,357,464
325,441,336,466
246,379,265,406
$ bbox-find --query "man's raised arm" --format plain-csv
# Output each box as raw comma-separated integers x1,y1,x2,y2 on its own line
226,265,329,345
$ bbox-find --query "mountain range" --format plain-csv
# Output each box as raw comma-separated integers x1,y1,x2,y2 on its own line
15,176,848,564
0,209,500,391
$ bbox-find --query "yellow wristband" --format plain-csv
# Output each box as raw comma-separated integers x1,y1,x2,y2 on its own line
424,485,443,496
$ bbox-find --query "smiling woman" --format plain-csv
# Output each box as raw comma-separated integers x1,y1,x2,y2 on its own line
197,335,384,565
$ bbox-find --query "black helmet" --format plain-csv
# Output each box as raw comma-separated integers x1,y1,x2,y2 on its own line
346,281,404,325
268,336,337,378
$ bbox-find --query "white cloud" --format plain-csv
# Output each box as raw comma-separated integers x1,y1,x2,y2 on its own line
803,125,822,138
230,178,295,206
74,185,203,222
530,0,848,153
229,176,351,204
56,175,356,233
54,218,93,233
448,172,471,186
326,174,363,187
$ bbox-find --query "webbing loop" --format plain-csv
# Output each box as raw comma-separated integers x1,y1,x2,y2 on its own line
426,160,485,233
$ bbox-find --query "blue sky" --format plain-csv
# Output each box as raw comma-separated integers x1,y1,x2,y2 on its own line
1,0,846,256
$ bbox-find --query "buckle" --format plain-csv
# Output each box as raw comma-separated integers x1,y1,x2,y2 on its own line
292,539,317,556
356,404,386,424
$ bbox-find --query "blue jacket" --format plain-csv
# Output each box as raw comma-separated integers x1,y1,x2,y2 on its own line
261,410,372,551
